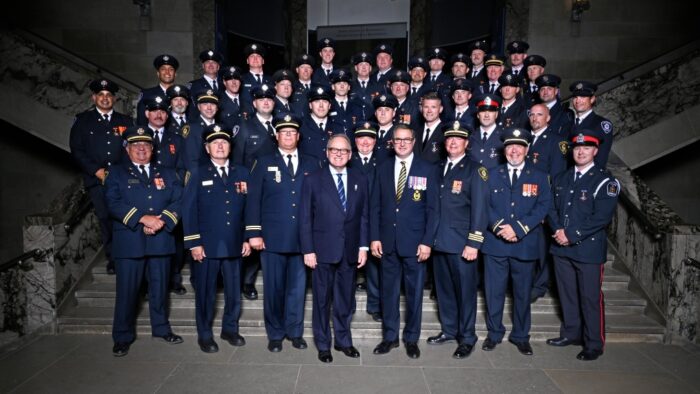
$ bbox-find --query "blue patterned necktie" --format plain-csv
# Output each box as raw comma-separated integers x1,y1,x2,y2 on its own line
336,173,346,211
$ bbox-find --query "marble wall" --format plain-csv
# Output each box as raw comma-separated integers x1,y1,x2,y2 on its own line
505,0,530,44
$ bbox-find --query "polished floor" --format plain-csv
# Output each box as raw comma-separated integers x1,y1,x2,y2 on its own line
1,334,699,393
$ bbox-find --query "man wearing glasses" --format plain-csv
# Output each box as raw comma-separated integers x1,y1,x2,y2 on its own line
370,124,439,359
300,134,369,363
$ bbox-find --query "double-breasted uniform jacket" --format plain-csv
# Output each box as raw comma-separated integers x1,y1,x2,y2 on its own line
232,115,279,170
481,163,552,260
182,163,249,258
104,163,182,258
298,115,343,163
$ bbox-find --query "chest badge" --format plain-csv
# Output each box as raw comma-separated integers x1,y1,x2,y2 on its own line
412,189,422,202
451,180,462,194
580,189,588,201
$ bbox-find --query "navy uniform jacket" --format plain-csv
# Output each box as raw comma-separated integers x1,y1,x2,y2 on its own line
291,81,311,118
311,67,333,88
548,166,620,263
433,157,489,254
166,116,187,136
273,96,305,119
467,127,505,169
408,83,431,104
548,100,573,137
69,108,134,189
374,125,396,164
570,112,614,168
182,116,211,172
526,127,568,178
523,83,540,108
240,72,272,108
481,164,552,260
188,76,223,119
136,86,167,126
104,163,182,258
350,79,381,111
232,115,278,169
300,167,370,264
151,128,186,178
217,92,244,132
413,120,446,165
469,68,488,85
443,104,478,130
497,98,529,129
370,155,440,257
329,98,366,137
245,152,321,253
182,163,248,258
349,153,378,194
425,73,452,93
371,67,396,94
298,116,343,162
394,99,419,125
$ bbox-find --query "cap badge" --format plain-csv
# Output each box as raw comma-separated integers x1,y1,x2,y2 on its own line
576,83,583,90
364,122,370,128
418,57,424,62
316,87,324,94
396,71,402,77
380,45,386,50
174,86,181,92
380,95,386,101
484,97,492,106
339,70,345,76
324,38,330,44
213,125,221,132
513,42,519,48
101,80,108,87
163,55,169,61
251,44,257,50
155,96,163,103
576,134,585,143
513,129,521,137
302,54,308,59
230,66,236,72
261,84,269,91
434,48,439,54
206,89,214,95
284,115,292,122
543,76,550,82
207,50,213,56
506,75,513,81
453,121,461,130
137,128,145,135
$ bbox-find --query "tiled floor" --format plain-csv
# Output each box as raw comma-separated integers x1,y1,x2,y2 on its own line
1,334,699,393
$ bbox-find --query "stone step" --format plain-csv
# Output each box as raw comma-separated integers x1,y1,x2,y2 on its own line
57,305,665,342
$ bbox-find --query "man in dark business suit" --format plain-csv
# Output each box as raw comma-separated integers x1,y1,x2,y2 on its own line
371,124,439,359
300,134,369,363
413,91,445,165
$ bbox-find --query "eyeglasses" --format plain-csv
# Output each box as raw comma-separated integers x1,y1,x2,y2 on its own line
392,137,414,144
327,147,351,155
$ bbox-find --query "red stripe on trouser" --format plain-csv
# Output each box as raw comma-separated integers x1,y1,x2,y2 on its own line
599,264,606,350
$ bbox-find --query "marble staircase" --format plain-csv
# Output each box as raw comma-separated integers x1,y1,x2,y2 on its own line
58,253,665,342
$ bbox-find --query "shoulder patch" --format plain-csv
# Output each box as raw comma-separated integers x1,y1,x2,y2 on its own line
601,120,613,134
478,167,488,181
606,179,620,197
559,141,568,155
184,171,191,186
181,125,190,138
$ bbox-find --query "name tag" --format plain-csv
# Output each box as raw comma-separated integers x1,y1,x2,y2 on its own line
202,180,214,186
128,179,140,184
267,166,278,172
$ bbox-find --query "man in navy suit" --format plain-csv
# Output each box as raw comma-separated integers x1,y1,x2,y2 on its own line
371,43,396,93
568,81,614,168
245,113,321,353
535,74,572,137
189,50,224,119
443,78,477,130
104,126,184,357
496,74,529,129
182,90,219,172
311,37,336,88
481,127,552,356
468,40,489,87
240,43,272,108
165,84,191,136
413,91,445,164
371,124,439,359
407,56,430,103
69,78,134,275
547,129,620,361
468,94,505,169
372,94,399,164
136,54,179,126
217,66,245,132
426,47,451,92
426,121,488,359
350,51,381,114
300,134,369,363
182,124,250,353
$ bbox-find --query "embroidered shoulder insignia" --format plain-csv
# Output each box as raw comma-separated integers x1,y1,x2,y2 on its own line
478,167,488,181
559,141,568,155
181,125,190,138
606,179,620,197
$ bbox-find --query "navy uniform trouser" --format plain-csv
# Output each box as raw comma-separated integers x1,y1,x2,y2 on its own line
311,259,356,351
531,224,553,297
112,256,172,343
483,254,534,343
433,252,478,346
170,222,185,288
381,252,426,343
261,251,306,341
193,257,241,340
364,255,381,314
242,250,260,286
87,185,113,267
553,255,606,352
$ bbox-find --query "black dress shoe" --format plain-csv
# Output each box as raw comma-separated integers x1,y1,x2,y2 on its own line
373,340,399,354
546,337,582,347
154,332,183,344
405,342,421,359
334,345,360,358
481,338,499,351
356,282,367,291
510,340,533,355
576,349,603,361
171,284,187,295
221,332,245,346
318,350,333,363
290,337,308,349
198,338,219,353
453,343,474,359
112,342,130,357
268,340,283,352
427,332,456,345
368,311,382,322
242,284,258,300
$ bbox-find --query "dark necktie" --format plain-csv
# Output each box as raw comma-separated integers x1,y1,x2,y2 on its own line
412,87,417,95
233,97,239,107
482,131,488,143
326,69,331,76
339,101,345,111
575,171,582,182
361,81,366,89
575,117,581,126
379,130,386,140
472,70,478,78
139,164,148,181
155,130,162,144
318,122,324,130
212,79,218,90
511,168,519,185
102,113,110,122
304,83,310,90
219,166,228,184
284,102,290,111
490,83,496,93
363,156,369,166
501,106,506,116
256,74,262,84
177,116,184,126
423,127,431,148
286,154,294,176
431,75,436,83
336,173,346,211
444,161,453,176
513,69,519,76
265,120,274,136
456,111,462,119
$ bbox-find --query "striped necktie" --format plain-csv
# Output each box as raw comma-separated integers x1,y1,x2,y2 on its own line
396,161,407,203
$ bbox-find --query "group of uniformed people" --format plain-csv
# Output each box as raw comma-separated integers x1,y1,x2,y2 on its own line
68,37,620,363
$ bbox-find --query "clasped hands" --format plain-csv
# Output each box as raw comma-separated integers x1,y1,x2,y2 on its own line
140,215,165,235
